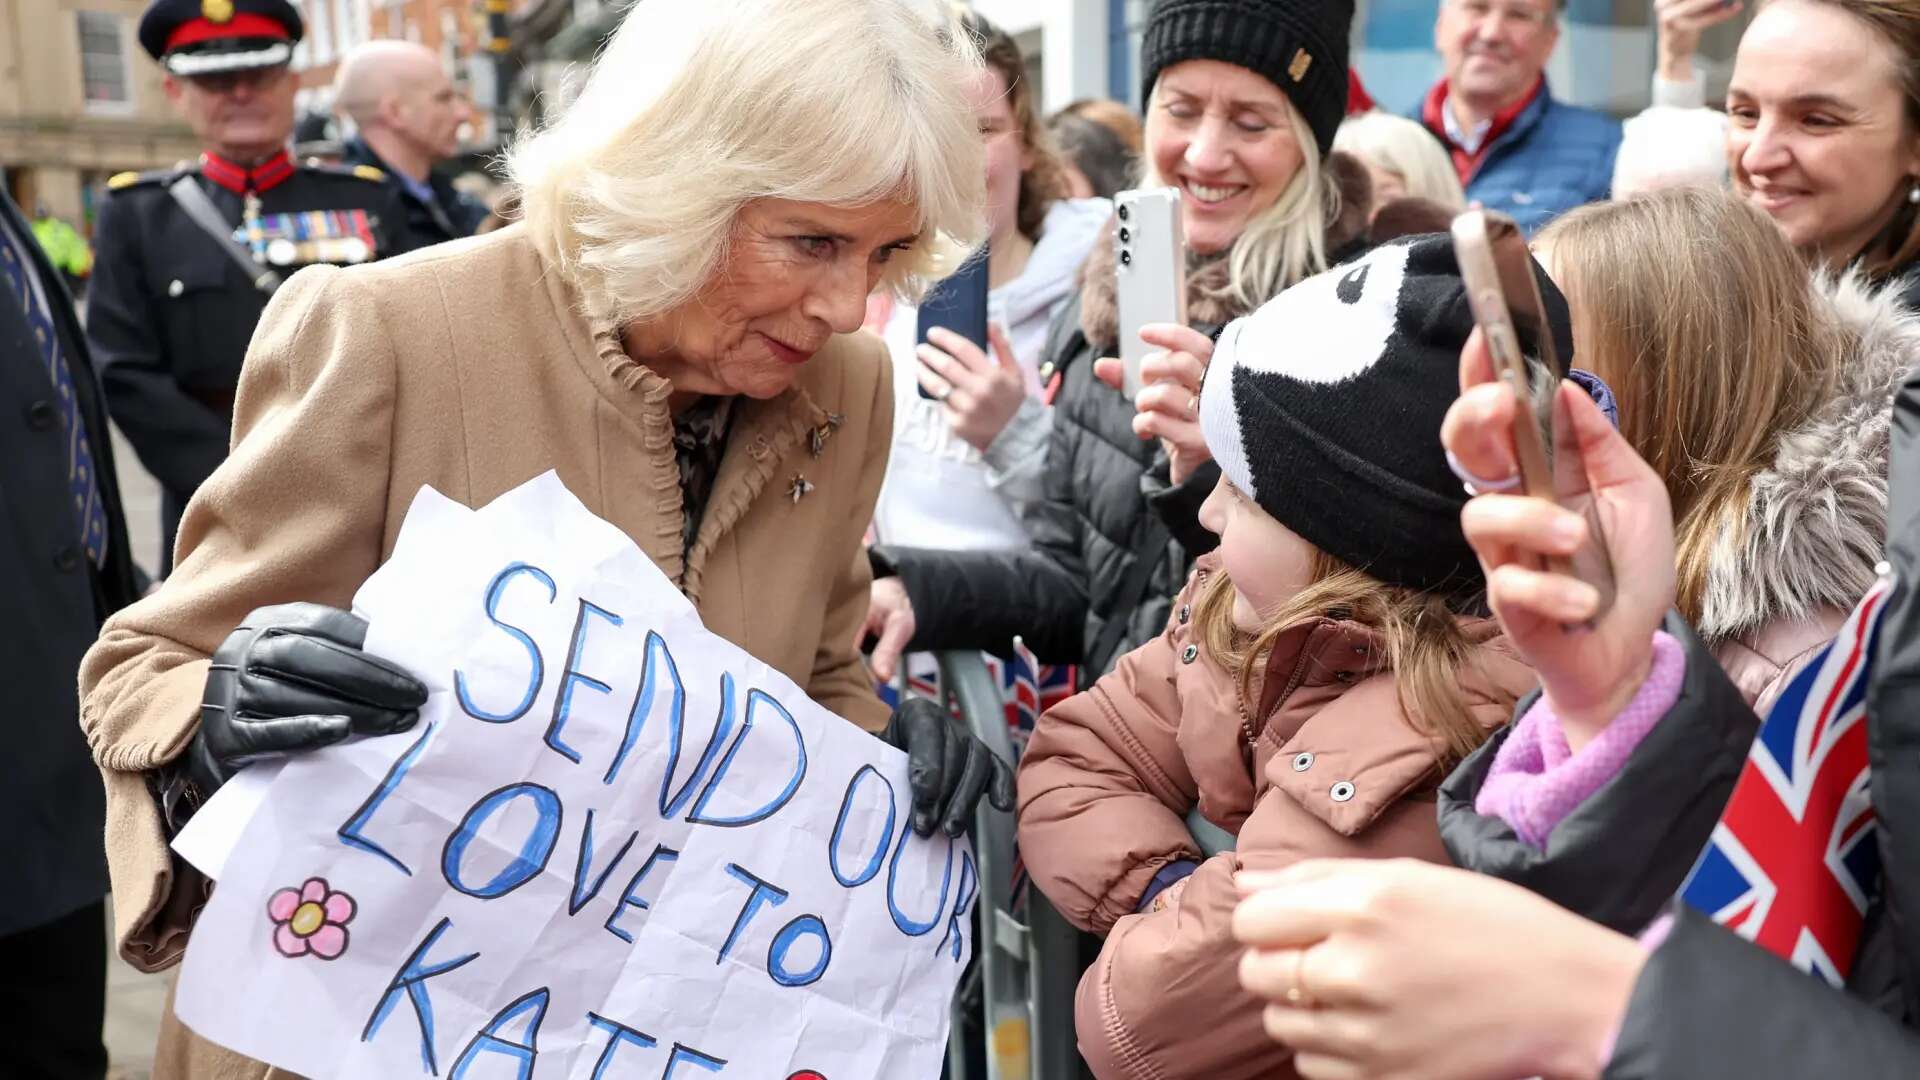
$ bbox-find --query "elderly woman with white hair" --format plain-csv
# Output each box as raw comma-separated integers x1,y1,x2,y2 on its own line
77,1,1010,1074
1333,109,1467,213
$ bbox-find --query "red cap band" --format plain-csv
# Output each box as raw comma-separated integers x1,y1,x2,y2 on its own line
164,12,289,53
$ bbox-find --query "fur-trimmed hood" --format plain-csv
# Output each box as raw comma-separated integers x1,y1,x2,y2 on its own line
1697,272,1920,642
1076,150,1374,351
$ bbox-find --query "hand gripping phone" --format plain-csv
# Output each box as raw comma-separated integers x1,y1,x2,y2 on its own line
1451,209,1617,621
1114,188,1187,397
915,243,991,399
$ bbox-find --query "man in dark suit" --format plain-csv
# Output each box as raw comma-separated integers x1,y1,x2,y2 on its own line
335,40,491,250
0,183,142,1079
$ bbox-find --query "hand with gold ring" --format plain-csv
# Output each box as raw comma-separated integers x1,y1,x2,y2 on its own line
1092,321,1216,484
1233,858,1646,1080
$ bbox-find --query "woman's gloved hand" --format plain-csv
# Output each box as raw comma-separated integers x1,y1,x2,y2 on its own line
159,603,428,831
881,697,1015,837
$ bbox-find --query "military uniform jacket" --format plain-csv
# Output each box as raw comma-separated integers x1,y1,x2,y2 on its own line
86,158,410,563
0,188,142,938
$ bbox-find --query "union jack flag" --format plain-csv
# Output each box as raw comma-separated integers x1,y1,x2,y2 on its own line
1678,573,1893,987
871,643,1076,757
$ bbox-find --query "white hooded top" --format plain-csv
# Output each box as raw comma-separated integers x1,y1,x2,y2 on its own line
871,196,1110,550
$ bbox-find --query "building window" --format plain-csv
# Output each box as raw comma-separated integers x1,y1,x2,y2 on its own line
77,12,132,111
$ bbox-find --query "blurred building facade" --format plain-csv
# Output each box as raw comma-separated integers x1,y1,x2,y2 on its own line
0,0,198,229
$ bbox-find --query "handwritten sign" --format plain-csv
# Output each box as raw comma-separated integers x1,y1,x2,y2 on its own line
174,473,973,1078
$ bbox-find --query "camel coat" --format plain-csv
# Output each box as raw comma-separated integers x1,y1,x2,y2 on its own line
76,225,894,1078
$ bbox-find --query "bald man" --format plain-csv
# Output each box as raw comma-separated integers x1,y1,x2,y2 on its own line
334,40,487,249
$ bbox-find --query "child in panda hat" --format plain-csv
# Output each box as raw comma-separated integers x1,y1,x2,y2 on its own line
1015,233,1562,1076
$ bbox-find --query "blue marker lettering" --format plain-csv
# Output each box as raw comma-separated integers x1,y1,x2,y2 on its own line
605,843,680,944
687,688,809,828
454,562,555,724
717,863,788,965
766,914,833,987
545,598,623,763
570,808,640,916
660,672,735,821
662,1044,727,1078
337,719,438,876
605,631,683,786
587,1013,657,1080
938,849,979,961
361,917,480,1076
441,783,563,900
886,821,955,937
448,987,550,1080
827,765,896,889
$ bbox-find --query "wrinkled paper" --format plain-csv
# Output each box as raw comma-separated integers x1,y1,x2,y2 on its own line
174,473,974,1079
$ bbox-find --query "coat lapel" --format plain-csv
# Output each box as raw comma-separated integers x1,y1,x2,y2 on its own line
682,384,829,602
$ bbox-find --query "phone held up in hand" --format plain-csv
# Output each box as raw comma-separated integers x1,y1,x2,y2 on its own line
1450,209,1617,623
914,243,991,401
1114,187,1188,398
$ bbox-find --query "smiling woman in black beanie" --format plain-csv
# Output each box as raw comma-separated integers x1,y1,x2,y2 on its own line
864,0,1375,696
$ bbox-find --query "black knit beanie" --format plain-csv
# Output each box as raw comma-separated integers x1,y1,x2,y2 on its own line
1197,234,1574,600
1139,0,1354,156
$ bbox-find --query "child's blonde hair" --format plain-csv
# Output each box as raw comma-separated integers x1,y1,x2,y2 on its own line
1539,188,1848,632
1192,512,1506,770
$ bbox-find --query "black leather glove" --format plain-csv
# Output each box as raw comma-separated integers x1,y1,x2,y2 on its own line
881,696,1015,837
156,603,427,833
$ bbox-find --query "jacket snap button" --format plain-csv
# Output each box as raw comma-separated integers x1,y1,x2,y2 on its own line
53,545,81,573
1178,604,1190,624
1334,670,1356,685
25,400,56,430
1291,752,1314,772
1181,644,1199,664
167,279,185,298
1330,781,1356,803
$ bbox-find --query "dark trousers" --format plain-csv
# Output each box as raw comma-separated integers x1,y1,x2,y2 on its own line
0,899,109,1080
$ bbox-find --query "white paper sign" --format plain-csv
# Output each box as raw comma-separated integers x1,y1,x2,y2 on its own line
174,473,975,1079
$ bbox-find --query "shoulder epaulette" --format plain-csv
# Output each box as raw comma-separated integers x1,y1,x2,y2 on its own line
305,161,390,184
106,163,188,193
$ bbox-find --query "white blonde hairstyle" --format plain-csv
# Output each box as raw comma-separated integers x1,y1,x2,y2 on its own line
1333,110,1468,210
507,0,988,323
1140,85,1338,311
1611,106,1729,199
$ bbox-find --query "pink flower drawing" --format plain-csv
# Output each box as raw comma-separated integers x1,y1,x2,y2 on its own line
267,877,356,960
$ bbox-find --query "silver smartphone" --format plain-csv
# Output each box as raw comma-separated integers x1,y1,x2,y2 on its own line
1451,209,1616,620
1114,187,1187,397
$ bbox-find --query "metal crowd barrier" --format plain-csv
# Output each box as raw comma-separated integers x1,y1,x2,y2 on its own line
892,651,1078,1080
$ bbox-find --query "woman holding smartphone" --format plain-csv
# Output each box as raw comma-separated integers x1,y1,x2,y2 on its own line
1655,0,1920,301
863,0,1372,686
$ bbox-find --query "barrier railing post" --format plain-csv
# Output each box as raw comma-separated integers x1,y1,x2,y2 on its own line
931,651,1032,1080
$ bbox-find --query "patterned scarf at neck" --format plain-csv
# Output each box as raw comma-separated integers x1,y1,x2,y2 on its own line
671,395,734,558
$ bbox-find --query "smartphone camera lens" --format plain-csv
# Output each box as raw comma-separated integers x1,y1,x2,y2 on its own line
1118,250,1132,266
1118,227,1131,243
1117,204,1130,222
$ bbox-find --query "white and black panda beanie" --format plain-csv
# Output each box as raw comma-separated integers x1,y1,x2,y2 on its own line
1198,233,1574,600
